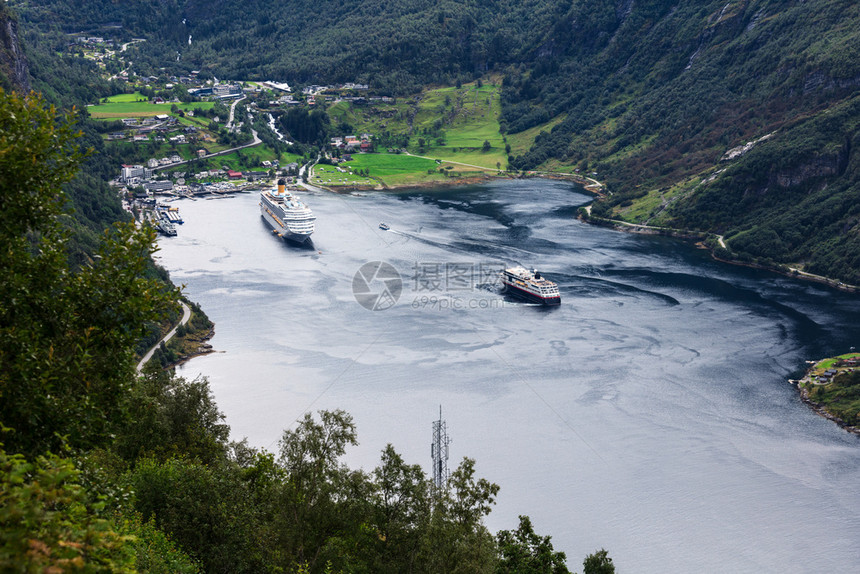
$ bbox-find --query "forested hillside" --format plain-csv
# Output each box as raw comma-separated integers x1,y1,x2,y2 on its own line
12,0,859,231
7,0,860,268
11,0,567,93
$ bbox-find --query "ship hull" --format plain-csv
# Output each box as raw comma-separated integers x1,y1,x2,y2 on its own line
502,281,561,306
260,208,312,243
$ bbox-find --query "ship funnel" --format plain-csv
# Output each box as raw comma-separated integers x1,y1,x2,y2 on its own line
278,178,286,194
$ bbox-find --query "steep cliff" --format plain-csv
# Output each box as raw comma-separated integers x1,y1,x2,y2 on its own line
0,4,30,93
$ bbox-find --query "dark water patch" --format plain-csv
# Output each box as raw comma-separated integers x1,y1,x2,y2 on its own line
601,268,826,343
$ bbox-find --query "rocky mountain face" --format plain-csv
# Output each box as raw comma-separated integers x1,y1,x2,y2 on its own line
0,4,30,93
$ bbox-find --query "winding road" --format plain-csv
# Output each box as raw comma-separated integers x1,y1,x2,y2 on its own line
151,127,262,172
137,301,191,372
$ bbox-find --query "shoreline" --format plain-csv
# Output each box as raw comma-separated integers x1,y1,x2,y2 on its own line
317,170,857,293
313,169,592,194
578,211,858,294
579,202,860,437
163,327,217,370
796,383,860,435
791,353,860,435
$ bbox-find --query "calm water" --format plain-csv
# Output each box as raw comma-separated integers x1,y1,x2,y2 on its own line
156,179,860,573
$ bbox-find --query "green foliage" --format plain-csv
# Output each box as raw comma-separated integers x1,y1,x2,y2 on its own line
278,107,331,145
273,410,368,572
127,456,260,573
369,444,430,571
117,512,201,574
0,446,137,573
115,371,229,464
665,95,860,283
417,457,500,574
583,548,615,574
807,370,860,427
0,91,173,456
497,515,570,574
119,409,536,574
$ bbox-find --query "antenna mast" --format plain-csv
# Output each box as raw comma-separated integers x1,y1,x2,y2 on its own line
431,406,451,490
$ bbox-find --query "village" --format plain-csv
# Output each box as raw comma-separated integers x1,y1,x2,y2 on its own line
71,33,392,235
71,32,527,238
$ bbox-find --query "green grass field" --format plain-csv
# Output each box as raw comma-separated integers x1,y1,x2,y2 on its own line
326,82,509,171
816,352,860,371
408,84,507,167
312,164,375,187
344,153,436,176
104,92,148,103
176,115,212,129
507,114,566,157
424,149,505,171
313,153,450,187
805,354,860,427
89,92,215,118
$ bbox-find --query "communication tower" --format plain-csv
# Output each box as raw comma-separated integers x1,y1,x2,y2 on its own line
431,406,451,490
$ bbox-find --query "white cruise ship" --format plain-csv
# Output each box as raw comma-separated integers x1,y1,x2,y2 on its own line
259,179,315,242
501,266,561,305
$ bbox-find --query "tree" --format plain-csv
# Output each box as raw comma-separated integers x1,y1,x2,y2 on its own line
417,457,500,573
0,446,139,573
497,515,570,573
583,549,614,574
370,444,431,571
128,456,258,573
0,90,176,456
274,410,372,572
114,370,230,464
483,140,492,151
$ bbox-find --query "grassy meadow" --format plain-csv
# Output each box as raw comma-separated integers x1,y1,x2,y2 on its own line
312,153,460,187
327,82,511,171
311,164,375,187
89,92,215,118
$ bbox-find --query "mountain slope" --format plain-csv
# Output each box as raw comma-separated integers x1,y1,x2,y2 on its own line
9,0,860,281
546,1,860,282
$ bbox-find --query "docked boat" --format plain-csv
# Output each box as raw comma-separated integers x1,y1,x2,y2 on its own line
156,205,183,224
259,179,316,242
155,218,177,236
379,222,390,231
501,266,561,305
167,206,183,223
